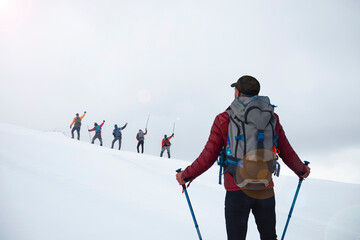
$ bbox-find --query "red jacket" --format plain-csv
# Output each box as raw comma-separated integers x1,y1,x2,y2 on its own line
182,111,307,191
89,122,105,135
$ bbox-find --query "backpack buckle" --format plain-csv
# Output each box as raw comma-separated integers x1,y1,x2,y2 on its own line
235,134,244,142
257,131,265,143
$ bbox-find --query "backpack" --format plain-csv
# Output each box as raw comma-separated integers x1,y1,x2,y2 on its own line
163,138,171,146
113,128,121,137
74,116,82,127
95,126,101,135
138,131,144,140
217,95,280,190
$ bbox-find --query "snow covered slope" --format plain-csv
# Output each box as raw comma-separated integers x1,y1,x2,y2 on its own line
0,123,359,240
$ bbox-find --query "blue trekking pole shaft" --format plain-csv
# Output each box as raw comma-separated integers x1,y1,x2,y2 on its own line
176,168,202,240
281,161,310,240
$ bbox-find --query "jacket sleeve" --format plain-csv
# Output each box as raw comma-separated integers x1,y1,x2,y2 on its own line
136,133,139,140
121,124,127,130
182,113,227,181
89,127,95,132
100,122,104,127
275,114,307,177
80,112,86,120
70,117,75,127
145,129,148,135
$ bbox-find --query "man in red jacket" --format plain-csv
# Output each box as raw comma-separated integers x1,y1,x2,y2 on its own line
176,76,310,240
136,128,148,153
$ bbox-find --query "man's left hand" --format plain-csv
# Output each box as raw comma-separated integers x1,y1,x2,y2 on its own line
301,166,311,178
176,171,186,185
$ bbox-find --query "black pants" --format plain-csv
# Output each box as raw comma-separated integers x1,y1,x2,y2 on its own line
137,140,144,153
112,136,122,150
225,190,277,240
92,134,103,146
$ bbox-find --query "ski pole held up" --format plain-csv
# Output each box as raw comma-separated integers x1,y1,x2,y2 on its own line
172,122,176,137
145,114,150,129
281,161,310,240
87,125,92,142
176,168,202,240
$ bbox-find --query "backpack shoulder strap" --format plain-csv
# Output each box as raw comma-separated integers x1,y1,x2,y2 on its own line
225,108,233,117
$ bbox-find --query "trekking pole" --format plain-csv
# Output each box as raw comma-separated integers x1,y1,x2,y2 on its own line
172,122,176,136
87,125,92,142
176,168,202,240
145,114,150,129
281,161,310,240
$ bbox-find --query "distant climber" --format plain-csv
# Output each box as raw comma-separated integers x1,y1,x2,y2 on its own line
136,128,148,153
160,133,174,158
89,121,105,146
70,111,86,140
111,123,128,150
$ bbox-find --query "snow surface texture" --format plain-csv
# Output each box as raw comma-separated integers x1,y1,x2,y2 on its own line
0,122,359,240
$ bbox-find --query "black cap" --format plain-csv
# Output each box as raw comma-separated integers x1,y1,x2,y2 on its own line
231,75,260,96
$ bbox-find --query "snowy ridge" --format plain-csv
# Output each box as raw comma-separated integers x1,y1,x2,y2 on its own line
0,122,359,240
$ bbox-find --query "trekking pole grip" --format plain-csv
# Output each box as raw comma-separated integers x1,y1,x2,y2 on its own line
176,168,186,191
299,161,310,177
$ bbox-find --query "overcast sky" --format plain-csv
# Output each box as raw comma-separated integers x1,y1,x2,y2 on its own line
1,0,359,183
